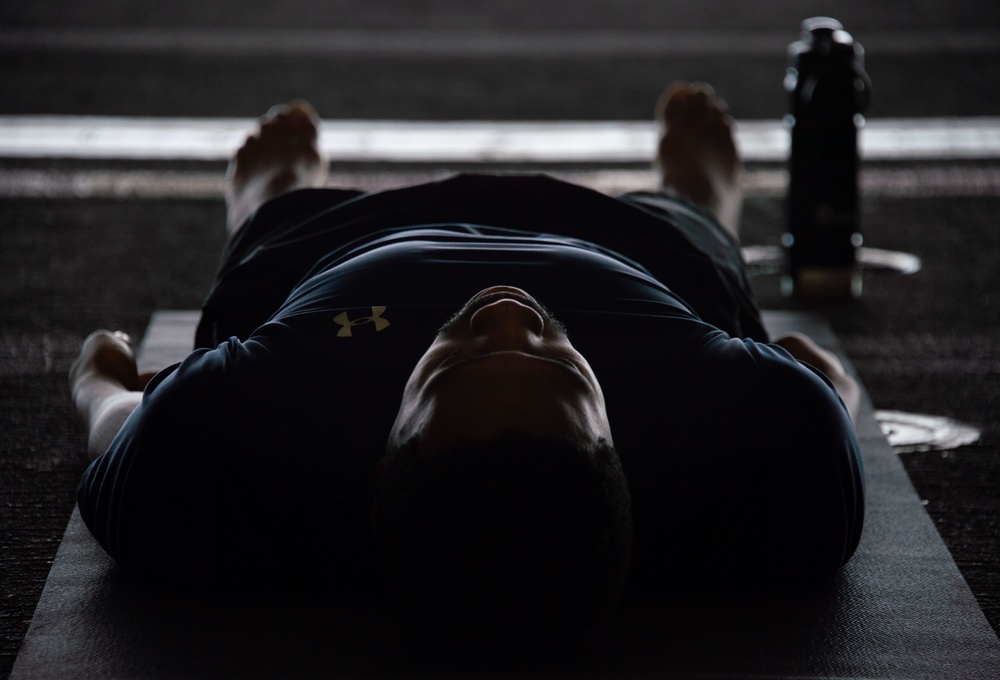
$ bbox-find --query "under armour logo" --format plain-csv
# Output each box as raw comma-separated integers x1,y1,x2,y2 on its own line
333,306,390,337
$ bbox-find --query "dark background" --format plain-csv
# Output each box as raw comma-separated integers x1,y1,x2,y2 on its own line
2,1,998,676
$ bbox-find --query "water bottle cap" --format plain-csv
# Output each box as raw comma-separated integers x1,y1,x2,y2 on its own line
790,17,856,61
786,17,871,111
801,17,844,34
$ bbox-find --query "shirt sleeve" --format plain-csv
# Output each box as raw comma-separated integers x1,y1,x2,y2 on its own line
628,332,865,589
77,333,381,589
697,337,865,579
76,342,232,579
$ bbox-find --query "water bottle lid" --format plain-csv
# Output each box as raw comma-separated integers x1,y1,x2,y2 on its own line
790,16,862,70
801,17,843,35
802,17,856,51
787,17,871,111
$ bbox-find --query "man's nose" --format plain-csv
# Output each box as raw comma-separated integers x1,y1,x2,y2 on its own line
469,299,545,349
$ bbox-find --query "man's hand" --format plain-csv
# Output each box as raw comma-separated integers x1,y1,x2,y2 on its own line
772,332,861,425
70,331,150,460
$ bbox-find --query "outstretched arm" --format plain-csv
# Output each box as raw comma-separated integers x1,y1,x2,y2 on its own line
772,332,861,425
69,331,156,460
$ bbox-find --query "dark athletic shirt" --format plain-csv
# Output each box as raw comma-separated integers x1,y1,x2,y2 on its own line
77,175,863,593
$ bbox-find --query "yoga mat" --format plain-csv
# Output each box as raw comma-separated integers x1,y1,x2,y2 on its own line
11,310,1000,678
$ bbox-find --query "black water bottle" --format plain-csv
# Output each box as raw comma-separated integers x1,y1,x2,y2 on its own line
783,17,871,298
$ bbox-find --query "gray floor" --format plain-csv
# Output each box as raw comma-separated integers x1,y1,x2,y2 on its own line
2,1,999,676
2,1,999,119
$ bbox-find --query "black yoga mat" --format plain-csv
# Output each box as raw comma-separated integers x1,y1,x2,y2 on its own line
11,310,1000,678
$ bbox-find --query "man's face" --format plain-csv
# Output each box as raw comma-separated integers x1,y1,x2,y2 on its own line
388,286,613,458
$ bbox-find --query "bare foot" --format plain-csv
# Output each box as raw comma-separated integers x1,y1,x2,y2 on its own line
654,82,743,237
69,331,147,459
226,100,328,233
69,330,139,392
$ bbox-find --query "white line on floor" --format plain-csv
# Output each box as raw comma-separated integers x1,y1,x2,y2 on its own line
2,117,1000,162
1,28,998,57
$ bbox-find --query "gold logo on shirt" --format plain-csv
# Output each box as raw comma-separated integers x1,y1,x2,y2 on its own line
333,306,390,337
